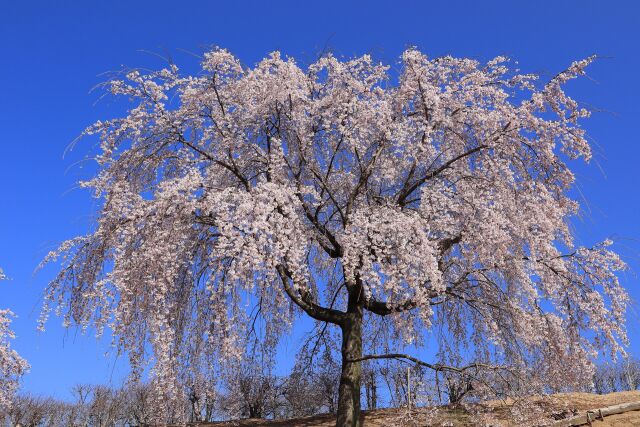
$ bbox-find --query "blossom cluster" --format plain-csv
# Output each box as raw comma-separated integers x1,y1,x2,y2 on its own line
0,269,29,412
42,47,627,412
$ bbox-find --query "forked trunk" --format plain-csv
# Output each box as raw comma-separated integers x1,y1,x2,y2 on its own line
336,308,363,427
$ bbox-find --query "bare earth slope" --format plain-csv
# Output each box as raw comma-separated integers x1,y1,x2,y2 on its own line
546,391,640,426
198,391,640,426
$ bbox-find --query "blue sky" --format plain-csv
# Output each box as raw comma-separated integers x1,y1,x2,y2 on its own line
1,0,639,400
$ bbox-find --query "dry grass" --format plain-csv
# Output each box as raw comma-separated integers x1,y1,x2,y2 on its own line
198,391,640,426
543,391,640,426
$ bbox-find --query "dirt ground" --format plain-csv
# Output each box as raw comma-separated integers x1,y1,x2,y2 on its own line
199,391,640,426
544,391,640,426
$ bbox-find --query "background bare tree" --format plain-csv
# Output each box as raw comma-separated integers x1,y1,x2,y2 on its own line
122,383,154,427
3,394,56,427
362,362,378,410
593,357,640,394
219,350,283,420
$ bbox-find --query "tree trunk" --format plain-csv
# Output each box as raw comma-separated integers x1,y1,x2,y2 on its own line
336,307,363,427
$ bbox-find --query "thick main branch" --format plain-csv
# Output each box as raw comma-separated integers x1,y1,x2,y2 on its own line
276,265,346,324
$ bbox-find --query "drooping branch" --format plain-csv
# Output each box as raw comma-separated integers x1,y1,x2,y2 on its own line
174,130,251,191
363,298,418,316
397,144,488,206
296,195,343,258
362,234,463,316
276,265,346,325
348,353,509,374
438,235,462,254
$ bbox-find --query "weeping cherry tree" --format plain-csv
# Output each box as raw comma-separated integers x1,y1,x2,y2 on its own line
41,48,628,426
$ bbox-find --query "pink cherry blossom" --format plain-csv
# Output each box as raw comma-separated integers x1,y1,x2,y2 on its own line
0,269,29,412
41,48,627,425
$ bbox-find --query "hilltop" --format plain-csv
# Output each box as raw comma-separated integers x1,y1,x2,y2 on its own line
196,391,640,427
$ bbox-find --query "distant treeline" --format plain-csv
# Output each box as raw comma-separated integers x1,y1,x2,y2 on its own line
3,356,639,426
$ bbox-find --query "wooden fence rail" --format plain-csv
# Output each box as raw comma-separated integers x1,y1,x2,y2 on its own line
552,401,640,426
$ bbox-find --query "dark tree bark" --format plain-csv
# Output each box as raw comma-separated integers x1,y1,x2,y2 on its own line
336,288,363,427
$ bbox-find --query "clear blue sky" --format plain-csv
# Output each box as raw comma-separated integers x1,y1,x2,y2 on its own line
1,0,639,400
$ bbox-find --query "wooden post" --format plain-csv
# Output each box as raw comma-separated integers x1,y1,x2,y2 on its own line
407,366,411,409
552,401,640,426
